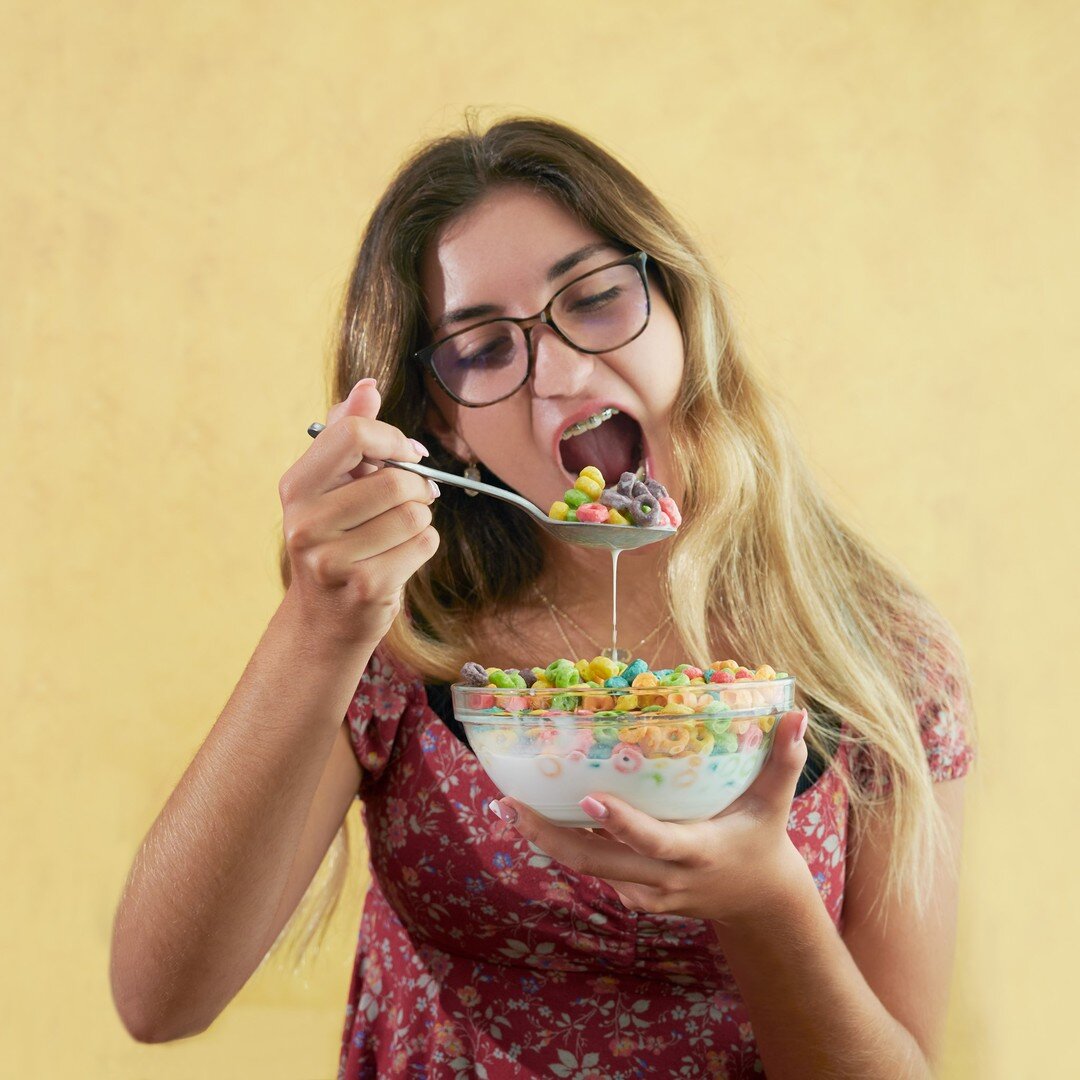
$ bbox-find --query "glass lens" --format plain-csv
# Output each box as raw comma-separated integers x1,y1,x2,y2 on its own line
552,262,647,351
430,321,528,404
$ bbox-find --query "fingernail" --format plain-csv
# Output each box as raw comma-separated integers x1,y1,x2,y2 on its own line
428,479,441,499
354,377,377,389
498,801,517,824
579,796,608,820
795,710,808,743
409,438,430,458
487,799,503,821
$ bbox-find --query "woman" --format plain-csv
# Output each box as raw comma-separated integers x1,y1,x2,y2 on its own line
110,115,975,1079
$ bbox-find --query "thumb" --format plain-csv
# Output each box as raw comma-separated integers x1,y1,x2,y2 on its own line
326,378,383,479
327,376,381,426
740,709,808,823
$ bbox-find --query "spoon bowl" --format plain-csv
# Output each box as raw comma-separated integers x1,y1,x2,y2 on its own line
307,422,676,552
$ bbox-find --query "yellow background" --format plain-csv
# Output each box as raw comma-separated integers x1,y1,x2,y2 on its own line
4,2,1077,1077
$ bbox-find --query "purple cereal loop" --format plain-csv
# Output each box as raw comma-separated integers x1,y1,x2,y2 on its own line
630,480,651,499
630,492,662,526
460,661,489,686
600,488,633,512
644,478,668,500
616,471,638,497
518,668,537,687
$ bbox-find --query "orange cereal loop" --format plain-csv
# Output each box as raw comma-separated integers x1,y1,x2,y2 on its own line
754,664,776,680
618,724,650,744
632,672,659,689
644,723,691,756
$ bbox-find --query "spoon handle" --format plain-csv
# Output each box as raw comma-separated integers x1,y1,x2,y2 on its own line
306,422,547,522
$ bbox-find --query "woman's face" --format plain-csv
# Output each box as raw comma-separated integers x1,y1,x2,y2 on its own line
419,185,686,510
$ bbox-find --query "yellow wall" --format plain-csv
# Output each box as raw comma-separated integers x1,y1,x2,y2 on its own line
4,2,1076,1076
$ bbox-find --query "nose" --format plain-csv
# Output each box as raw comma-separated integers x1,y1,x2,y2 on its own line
528,323,595,399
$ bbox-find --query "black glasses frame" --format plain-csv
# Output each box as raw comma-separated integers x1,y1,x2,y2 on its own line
414,250,652,407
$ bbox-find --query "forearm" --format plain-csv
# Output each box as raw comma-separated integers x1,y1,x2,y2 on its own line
712,859,931,1080
110,593,372,1041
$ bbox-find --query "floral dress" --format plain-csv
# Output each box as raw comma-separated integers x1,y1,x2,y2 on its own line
337,650,973,1079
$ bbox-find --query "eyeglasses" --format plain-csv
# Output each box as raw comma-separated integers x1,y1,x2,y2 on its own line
414,250,651,407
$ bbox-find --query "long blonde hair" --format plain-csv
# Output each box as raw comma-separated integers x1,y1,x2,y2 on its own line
262,111,975,971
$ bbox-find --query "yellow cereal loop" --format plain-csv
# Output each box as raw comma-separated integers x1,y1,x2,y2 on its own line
607,508,631,526
579,465,605,487
658,702,695,715
714,660,739,672
576,658,591,678
574,475,603,501
618,724,650,744
613,694,639,711
548,501,570,520
760,714,776,733
686,724,715,755
588,656,620,682
532,676,551,690
754,664,776,680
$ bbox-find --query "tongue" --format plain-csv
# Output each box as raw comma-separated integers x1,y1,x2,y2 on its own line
559,411,643,483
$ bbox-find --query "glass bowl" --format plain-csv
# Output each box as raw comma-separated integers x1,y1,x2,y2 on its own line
452,677,796,827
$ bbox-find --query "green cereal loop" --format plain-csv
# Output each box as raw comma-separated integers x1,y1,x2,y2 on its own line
489,670,514,688
553,666,579,688
702,699,730,713
546,658,575,676
563,489,589,509
593,723,621,744
508,672,527,689
550,693,577,712
712,731,739,754
640,705,663,713
705,716,731,737
659,671,691,686
592,711,623,719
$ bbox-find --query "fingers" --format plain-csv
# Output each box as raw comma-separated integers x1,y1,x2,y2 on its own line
573,793,700,864
288,465,438,544
491,798,670,888
307,415,429,496
737,709,809,824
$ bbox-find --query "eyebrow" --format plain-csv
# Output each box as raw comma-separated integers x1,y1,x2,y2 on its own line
433,241,620,333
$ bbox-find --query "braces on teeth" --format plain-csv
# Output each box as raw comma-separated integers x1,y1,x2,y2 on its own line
560,407,619,440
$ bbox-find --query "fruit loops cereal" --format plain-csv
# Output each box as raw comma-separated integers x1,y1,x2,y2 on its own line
455,657,795,826
549,466,681,528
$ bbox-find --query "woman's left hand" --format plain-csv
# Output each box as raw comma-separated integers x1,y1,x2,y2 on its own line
489,708,814,928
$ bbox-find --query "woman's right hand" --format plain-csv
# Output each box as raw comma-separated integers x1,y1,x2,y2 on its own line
277,378,441,650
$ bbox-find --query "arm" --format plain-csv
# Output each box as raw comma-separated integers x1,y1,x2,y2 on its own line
494,712,967,1079
110,381,439,1043
715,778,965,1078
109,597,370,1043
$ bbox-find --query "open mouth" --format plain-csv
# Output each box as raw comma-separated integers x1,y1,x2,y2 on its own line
558,407,646,483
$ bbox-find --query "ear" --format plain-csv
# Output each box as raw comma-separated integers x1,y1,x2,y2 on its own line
423,381,473,461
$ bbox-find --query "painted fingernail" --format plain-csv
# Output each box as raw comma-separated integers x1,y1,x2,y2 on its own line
498,801,518,824
428,479,441,499
579,796,608,820
795,710,808,743
487,799,503,821
409,438,430,458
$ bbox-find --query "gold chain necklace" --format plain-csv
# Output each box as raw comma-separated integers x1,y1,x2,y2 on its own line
533,585,674,663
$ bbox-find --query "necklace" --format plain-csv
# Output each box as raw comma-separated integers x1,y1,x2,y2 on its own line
533,585,674,664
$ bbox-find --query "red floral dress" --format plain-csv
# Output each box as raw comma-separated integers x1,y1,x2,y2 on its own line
337,650,973,1079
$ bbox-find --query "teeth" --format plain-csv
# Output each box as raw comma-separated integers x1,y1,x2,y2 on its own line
560,407,619,440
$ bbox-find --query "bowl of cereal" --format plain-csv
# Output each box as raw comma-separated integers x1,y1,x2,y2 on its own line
454,657,796,827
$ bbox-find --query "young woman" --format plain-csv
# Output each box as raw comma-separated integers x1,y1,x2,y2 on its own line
110,115,975,1079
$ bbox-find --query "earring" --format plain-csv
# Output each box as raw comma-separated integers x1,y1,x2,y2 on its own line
463,460,480,495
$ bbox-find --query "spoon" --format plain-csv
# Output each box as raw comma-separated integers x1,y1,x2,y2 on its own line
306,422,676,551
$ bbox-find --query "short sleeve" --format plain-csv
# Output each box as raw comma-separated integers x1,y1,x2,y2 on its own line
848,635,976,795
914,647,976,783
344,647,415,791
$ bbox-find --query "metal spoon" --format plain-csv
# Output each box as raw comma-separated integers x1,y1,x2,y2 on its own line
307,422,676,551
